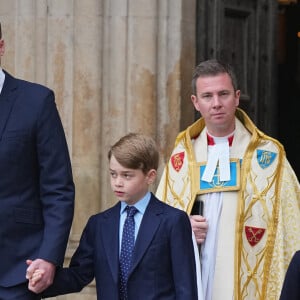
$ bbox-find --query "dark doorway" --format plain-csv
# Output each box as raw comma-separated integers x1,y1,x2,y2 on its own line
195,0,278,138
278,2,300,179
195,0,300,180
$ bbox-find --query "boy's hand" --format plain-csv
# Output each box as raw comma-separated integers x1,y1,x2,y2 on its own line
27,264,44,286
26,259,55,293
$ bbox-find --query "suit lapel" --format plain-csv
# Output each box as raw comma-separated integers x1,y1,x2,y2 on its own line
130,196,163,273
0,71,18,140
103,197,164,281
101,202,121,284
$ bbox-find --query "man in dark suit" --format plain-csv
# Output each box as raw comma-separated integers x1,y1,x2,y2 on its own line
280,250,300,300
27,133,197,300
0,22,75,299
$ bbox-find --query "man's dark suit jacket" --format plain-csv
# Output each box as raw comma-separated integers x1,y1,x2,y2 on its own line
280,250,300,300
42,194,198,299
0,70,75,287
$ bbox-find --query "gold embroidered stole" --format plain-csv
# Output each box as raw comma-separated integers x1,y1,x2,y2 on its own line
156,108,292,299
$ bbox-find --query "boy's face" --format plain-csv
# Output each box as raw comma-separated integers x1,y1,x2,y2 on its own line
109,155,156,205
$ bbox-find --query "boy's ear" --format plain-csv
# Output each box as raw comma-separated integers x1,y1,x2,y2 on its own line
146,169,157,184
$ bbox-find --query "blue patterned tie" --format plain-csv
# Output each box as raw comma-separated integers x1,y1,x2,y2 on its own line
119,206,138,300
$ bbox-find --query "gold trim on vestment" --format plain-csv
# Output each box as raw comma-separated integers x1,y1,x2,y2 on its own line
156,108,300,299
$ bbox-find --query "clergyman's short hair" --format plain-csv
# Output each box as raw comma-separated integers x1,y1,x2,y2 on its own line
108,133,159,174
191,59,238,95
0,22,2,39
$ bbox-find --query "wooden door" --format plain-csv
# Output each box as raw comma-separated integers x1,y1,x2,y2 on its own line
277,2,300,179
196,0,278,137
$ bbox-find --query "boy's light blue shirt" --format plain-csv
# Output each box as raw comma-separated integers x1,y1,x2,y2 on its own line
119,191,151,253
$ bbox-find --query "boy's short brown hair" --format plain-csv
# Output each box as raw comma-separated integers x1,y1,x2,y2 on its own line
108,133,159,174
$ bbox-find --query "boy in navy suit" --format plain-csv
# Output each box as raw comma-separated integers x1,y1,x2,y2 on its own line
27,133,198,300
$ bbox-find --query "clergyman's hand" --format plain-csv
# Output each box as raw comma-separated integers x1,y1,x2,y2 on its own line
189,215,208,244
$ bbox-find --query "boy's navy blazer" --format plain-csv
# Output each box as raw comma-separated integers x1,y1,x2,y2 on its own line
280,250,300,300
42,193,198,300
0,70,74,287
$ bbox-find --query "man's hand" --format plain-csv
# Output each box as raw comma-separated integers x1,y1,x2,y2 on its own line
189,215,208,244
26,259,55,293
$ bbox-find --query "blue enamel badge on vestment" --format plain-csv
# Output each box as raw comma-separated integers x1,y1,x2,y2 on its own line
256,149,277,169
194,159,241,194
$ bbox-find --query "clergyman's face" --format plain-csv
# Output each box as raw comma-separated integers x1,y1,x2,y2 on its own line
191,72,240,136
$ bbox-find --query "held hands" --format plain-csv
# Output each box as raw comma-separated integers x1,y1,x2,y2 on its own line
189,215,208,244
26,259,55,293
26,261,44,288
